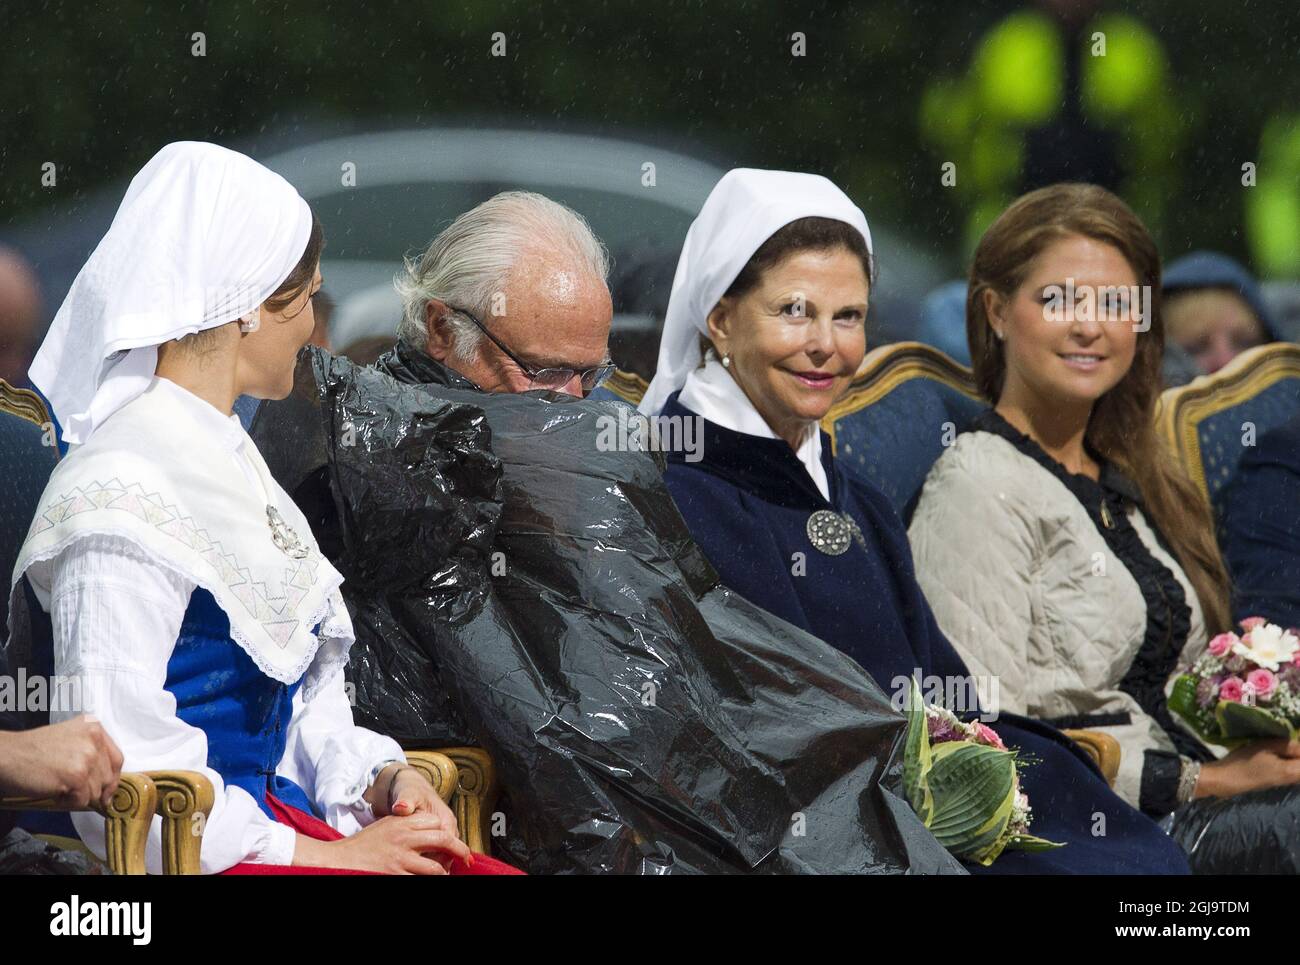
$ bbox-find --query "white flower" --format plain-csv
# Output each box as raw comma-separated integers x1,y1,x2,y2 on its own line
1233,623,1300,671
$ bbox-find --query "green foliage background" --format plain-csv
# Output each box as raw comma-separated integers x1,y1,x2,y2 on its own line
1,0,1295,273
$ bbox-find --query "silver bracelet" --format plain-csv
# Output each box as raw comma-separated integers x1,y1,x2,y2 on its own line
1176,757,1201,806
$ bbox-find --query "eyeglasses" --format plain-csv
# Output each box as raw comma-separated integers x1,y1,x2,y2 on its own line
447,304,616,395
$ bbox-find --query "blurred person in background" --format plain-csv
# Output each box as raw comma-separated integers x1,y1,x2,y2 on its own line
1163,251,1278,375
921,0,1183,254
0,247,43,390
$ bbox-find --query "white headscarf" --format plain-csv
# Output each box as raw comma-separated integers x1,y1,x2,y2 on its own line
30,141,313,445
639,168,872,417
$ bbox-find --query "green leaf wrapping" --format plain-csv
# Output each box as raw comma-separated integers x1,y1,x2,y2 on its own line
902,678,933,823
1006,833,1064,853
1168,674,1223,745
924,742,1014,851
900,693,1066,865
1215,700,1297,743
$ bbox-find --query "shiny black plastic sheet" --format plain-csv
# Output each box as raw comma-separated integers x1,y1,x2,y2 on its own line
0,829,111,875
1171,783,1300,874
256,348,963,874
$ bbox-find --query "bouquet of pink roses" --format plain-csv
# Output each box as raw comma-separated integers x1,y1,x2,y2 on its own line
1168,616,1300,748
901,679,1062,866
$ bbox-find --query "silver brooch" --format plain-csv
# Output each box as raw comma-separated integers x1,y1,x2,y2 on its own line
267,505,310,559
806,509,864,556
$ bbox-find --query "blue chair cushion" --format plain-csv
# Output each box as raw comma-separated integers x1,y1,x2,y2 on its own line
830,379,987,522
1198,377,1300,510
587,385,639,408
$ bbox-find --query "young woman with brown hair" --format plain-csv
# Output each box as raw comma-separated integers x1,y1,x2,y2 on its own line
909,184,1300,865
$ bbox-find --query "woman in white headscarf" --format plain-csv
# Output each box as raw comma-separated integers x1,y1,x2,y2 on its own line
651,168,1190,874
4,142,497,874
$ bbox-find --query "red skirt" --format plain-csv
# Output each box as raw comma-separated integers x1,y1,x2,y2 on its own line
220,794,524,875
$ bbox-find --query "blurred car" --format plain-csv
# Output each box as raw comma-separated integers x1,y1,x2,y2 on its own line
4,126,949,377
268,127,723,374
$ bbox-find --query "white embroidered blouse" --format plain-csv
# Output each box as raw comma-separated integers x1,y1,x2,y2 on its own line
27,379,404,873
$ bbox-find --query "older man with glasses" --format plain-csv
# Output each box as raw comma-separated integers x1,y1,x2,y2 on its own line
387,190,615,398
247,189,619,561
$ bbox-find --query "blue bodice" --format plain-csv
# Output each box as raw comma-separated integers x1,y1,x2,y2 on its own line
21,585,321,838
169,587,321,820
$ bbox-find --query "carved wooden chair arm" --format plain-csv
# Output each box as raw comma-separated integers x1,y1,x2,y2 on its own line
1,748,487,872
1062,729,1122,786
143,756,458,875
403,751,459,805
144,756,458,874
419,746,497,854
0,771,158,875
146,769,215,875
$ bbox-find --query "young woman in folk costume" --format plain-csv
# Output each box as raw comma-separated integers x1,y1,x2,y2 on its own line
8,142,518,874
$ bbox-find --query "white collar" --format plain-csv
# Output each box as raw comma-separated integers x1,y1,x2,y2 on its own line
679,356,831,501
150,377,246,453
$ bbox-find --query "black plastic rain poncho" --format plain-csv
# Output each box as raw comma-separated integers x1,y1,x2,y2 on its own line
251,347,963,874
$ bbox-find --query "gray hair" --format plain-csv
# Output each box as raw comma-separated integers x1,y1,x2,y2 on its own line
394,190,610,358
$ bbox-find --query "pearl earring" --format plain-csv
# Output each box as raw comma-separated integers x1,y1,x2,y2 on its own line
722,353,732,368
994,330,1006,341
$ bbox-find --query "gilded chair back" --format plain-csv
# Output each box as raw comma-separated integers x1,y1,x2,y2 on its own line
824,342,986,520
1156,343,1300,507
589,370,649,408
0,380,58,634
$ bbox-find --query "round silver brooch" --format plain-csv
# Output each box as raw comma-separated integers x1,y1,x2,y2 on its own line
807,510,854,556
